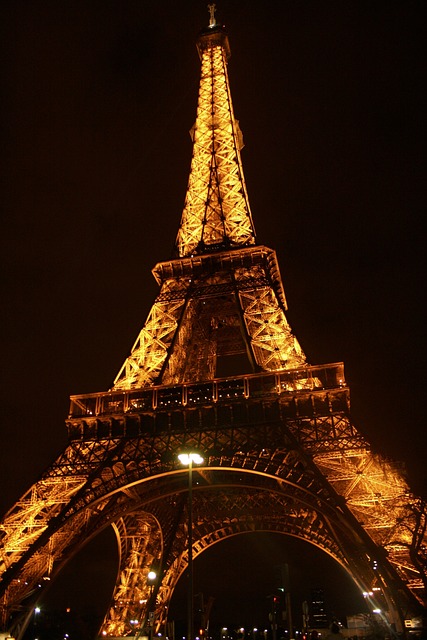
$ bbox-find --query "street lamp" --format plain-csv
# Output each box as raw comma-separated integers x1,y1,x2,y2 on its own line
134,570,157,640
147,570,157,640
178,452,204,640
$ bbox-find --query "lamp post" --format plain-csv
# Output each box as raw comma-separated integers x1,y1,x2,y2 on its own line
147,570,157,640
134,570,157,640
178,452,204,640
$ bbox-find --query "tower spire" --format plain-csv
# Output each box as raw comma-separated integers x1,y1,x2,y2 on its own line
175,13,256,257
112,14,305,391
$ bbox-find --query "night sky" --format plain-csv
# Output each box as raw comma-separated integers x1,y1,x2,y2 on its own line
1,0,426,630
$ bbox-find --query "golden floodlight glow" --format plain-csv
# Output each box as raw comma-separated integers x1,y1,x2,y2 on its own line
1,9,426,640
175,39,256,258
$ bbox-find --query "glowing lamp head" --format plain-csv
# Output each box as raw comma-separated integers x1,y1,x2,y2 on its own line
178,452,204,466
147,570,157,581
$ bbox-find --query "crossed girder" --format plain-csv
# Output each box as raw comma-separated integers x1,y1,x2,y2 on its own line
113,246,305,390
2,13,427,640
99,484,366,638
176,28,255,257
1,388,425,636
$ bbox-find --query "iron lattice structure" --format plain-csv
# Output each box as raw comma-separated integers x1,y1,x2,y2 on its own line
1,13,426,640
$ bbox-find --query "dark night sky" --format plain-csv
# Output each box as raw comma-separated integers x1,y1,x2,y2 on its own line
1,0,426,630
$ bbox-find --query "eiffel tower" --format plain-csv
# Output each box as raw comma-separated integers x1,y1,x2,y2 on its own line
1,6,426,640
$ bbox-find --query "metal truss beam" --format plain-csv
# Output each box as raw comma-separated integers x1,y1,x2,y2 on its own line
176,27,255,257
1,388,425,635
1,11,426,640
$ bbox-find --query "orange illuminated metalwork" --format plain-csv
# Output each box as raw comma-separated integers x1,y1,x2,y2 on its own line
0,8,425,640
176,27,255,257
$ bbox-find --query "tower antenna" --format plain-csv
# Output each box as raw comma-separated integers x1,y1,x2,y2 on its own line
208,3,217,27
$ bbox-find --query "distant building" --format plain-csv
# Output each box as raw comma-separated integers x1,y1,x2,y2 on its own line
310,589,328,628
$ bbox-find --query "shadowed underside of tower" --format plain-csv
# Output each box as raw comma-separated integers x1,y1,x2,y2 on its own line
0,9,426,640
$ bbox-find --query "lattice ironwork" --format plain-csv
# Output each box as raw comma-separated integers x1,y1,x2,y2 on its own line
175,27,255,257
1,11,426,640
1,387,425,636
114,246,305,390
113,279,189,389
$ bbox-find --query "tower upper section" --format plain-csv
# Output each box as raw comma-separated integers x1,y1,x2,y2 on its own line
175,18,256,257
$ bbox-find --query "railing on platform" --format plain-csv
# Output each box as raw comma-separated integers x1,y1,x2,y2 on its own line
68,363,345,419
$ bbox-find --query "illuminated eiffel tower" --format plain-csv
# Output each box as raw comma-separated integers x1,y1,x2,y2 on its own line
1,7,426,640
